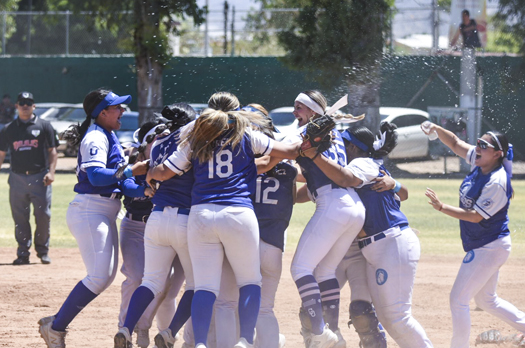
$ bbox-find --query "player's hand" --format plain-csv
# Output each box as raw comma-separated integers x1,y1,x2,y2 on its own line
299,146,319,159
371,170,395,192
43,172,54,186
144,187,156,198
425,187,443,211
146,167,157,189
420,121,437,135
131,160,150,176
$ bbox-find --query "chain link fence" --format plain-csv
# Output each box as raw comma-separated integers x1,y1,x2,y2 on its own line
0,5,499,57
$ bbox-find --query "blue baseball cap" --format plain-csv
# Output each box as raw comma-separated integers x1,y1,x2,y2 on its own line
341,129,369,152
91,92,131,118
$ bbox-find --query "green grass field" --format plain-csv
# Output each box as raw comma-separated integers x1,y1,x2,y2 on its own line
1,173,525,257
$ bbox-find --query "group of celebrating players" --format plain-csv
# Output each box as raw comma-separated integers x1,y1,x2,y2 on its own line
37,87,525,348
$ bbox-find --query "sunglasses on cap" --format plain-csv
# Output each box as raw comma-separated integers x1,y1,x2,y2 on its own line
18,99,34,106
477,138,496,150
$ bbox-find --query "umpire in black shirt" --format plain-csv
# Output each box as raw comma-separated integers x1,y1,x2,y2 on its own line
0,92,58,265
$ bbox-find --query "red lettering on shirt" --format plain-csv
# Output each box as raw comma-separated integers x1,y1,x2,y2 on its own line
13,139,38,151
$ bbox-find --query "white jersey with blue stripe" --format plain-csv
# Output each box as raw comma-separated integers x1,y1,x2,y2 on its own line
459,146,512,251
346,157,409,236
149,130,193,210
289,127,346,197
254,161,297,251
164,127,274,208
74,123,126,195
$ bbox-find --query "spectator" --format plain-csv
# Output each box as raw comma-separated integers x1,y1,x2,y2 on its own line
0,91,59,265
450,9,483,49
0,94,16,123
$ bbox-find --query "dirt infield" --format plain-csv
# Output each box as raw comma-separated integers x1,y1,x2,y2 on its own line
1,247,524,347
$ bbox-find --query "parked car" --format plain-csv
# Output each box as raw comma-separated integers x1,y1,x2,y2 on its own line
380,107,430,160
34,103,80,121
268,107,298,135
267,106,430,160
49,108,138,157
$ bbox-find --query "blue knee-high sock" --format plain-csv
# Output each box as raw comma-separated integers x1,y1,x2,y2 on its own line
52,281,98,331
123,286,155,333
295,275,325,335
319,278,340,331
168,290,194,336
238,284,261,344
191,290,216,346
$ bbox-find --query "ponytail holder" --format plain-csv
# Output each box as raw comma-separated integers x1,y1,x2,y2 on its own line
373,131,386,151
503,143,513,177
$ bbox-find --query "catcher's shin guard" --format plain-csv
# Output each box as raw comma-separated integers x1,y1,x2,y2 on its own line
348,300,387,348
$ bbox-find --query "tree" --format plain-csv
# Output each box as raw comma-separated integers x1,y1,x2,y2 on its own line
261,0,394,131
495,0,525,55
49,0,205,123
0,0,22,54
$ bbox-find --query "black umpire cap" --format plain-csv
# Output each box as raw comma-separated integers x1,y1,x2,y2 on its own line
17,91,34,102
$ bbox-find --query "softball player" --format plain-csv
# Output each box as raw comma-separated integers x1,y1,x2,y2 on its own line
118,121,186,347
302,123,433,348
114,103,197,348
147,108,300,348
423,124,525,348
289,90,366,348
38,89,150,348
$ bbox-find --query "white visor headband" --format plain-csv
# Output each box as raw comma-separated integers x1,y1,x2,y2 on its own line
295,93,325,116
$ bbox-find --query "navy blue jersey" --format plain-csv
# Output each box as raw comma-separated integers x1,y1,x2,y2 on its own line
254,162,297,251
165,127,274,208
123,175,153,216
459,147,512,251
74,123,126,195
293,129,346,197
347,157,409,236
150,130,193,210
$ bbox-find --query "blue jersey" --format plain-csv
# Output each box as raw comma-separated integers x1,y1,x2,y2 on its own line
150,130,193,210
459,147,512,252
254,162,297,251
123,175,153,216
347,157,408,236
164,127,274,208
74,123,126,195
293,128,346,197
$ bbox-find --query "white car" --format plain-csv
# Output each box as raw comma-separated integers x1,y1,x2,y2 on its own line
380,107,430,160
268,106,430,160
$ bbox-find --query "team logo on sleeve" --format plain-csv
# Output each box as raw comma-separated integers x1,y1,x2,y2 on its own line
90,147,99,156
31,130,41,137
463,250,475,263
376,269,388,285
482,199,493,208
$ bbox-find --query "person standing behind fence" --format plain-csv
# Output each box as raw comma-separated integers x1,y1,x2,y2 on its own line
450,9,483,49
0,91,58,266
0,94,16,123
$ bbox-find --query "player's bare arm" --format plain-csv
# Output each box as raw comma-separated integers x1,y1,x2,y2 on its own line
421,122,470,159
425,187,483,223
147,164,175,188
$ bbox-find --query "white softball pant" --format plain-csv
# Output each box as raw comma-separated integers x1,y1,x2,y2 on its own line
118,217,186,331
66,194,121,294
335,239,371,302
291,187,365,282
141,207,194,296
450,236,525,348
256,240,283,348
361,227,433,348
188,204,262,296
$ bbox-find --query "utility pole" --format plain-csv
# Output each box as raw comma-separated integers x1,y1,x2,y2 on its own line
431,0,439,53
27,0,32,54
231,6,235,56
223,1,229,55
204,0,209,56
